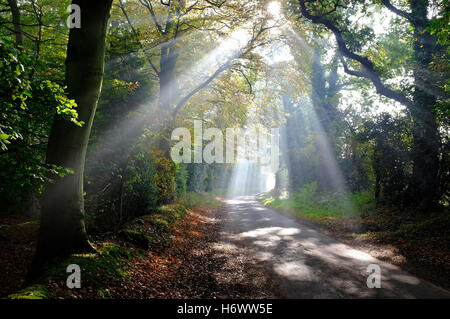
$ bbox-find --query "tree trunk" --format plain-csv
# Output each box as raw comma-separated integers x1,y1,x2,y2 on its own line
408,0,440,209
7,0,23,46
156,35,179,198
28,0,113,280
159,42,178,111
311,47,329,132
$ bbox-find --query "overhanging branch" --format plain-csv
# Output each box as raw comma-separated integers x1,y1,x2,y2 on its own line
298,0,413,108
380,0,414,22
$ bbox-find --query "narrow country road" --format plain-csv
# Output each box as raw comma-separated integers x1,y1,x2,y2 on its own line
221,195,450,299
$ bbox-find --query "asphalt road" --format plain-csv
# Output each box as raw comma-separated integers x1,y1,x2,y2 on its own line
221,195,450,299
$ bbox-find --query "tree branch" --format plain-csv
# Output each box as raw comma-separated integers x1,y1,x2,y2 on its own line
234,68,253,94
298,0,413,108
116,0,138,36
380,0,414,22
139,0,165,34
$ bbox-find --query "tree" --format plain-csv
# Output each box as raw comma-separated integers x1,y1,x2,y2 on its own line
296,0,447,209
28,0,114,278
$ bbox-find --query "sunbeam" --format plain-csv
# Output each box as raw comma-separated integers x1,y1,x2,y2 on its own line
2,0,449,301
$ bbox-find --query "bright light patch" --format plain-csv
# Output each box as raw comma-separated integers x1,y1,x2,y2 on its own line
268,1,282,18
344,249,373,262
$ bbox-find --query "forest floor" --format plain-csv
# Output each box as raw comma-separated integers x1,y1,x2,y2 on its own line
1,196,282,299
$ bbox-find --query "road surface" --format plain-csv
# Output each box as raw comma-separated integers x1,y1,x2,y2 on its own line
221,195,450,298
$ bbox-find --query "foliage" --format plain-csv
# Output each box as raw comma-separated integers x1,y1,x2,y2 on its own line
123,150,159,217
8,284,50,299
186,163,206,192
174,163,188,198
428,0,450,46
357,113,413,206
0,34,80,210
0,35,80,149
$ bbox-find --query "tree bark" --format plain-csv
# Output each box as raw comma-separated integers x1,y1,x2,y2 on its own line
28,0,113,280
7,0,23,46
310,47,341,191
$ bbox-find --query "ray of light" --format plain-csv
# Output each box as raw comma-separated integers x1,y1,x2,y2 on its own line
86,25,251,165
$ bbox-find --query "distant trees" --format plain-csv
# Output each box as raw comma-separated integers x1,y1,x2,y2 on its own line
281,95,317,191
103,0,276,203
310,47,345,191
358,114,412,205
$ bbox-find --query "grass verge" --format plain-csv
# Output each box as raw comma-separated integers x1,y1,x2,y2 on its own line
262,183,450,290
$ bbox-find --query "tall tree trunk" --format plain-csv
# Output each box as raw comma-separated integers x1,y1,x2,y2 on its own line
311,47,329,132
7,0,23,46
158,45,177,155
28,0,113,280
408,0,440,209
311,47,341,191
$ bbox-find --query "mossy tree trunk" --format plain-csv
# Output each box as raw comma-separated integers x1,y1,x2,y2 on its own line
28,0,113,279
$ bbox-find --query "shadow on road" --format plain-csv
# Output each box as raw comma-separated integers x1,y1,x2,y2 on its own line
215,195,450,299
